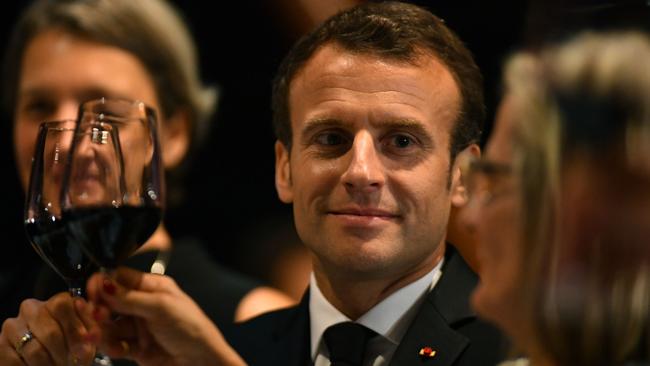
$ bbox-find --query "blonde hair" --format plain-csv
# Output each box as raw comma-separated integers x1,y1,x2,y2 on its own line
505,32,650,366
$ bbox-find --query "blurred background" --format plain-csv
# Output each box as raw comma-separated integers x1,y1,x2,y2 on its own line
1,0,647,304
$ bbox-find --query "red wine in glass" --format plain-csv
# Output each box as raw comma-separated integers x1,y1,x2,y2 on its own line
61,97,165,272
64,206,162,268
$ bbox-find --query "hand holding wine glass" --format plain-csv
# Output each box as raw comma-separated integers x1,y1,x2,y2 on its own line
61,97,165,273
17,119,99,365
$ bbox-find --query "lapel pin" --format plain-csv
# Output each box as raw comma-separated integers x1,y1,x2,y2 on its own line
419,346,436,358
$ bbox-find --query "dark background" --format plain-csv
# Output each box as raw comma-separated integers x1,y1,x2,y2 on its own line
1,0,647,300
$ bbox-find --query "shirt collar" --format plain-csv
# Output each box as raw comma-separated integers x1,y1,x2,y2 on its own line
309,259,444,359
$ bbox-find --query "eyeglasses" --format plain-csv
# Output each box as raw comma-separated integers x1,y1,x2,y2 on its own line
459,156,514,206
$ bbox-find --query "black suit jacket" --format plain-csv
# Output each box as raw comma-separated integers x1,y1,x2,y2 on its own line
227,246,506,365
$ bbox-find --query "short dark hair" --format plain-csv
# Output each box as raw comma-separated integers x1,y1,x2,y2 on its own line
271,1,484,159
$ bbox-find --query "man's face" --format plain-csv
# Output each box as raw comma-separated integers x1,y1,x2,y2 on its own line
275,44,467,281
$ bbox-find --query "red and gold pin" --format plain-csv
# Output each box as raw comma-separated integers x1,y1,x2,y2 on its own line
419,346,436,358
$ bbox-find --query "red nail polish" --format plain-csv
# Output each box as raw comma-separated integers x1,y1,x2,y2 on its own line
84,332,98,343
103,279,116,295
93,308,102,321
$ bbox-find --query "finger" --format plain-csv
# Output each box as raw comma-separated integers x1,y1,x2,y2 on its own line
112,267,178,294
0,318,28,365
0,346,23,366
86,273,101,304
99,286,166,321
73,298,97,336
43,293,97,364
0,342,23,366
45,293,93,351
73,299,101,345
102,338,137,361
94,317,138,360
17,335,56,365
79,302,113,347
130,319,172,366
87,271,119,304
133,317,151,357
99,275,182,320
70,299,99,365
88,268,168,305
19,299,63,364
111,267,146,291
3,317,54,365
90,304,149,363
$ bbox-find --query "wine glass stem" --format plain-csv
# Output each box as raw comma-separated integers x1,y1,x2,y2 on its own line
100,266,116,277
69,287,84,298
67,279,85,298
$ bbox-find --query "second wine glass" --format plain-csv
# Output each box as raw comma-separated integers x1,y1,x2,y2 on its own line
24,119,96,297
61,97,165,272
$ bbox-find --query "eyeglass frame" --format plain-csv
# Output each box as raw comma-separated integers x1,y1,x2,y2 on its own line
459,155,514,206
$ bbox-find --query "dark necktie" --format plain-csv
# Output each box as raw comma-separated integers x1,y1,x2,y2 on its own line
323,322,377,366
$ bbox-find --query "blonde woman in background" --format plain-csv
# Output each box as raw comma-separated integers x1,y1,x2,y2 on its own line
463,31,650,366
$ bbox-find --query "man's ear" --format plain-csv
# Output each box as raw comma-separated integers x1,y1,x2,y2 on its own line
275,140,293,203
450,143,481,207
161,109,191,168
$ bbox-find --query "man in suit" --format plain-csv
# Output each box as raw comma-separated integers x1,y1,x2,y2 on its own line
79,2,504,365
228,2,504,365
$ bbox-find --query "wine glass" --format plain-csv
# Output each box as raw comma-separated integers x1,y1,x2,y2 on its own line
24,119,97,297
61,97,164,273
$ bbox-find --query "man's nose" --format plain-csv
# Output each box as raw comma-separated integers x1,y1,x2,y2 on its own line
341,131,385,194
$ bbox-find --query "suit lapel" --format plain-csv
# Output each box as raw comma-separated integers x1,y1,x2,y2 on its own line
270,290,313,366
389,247,478,366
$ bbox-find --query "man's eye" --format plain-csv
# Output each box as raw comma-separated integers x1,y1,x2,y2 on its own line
315,132,347,146
392,135,413,148
381,133,422,157
386,134,417,149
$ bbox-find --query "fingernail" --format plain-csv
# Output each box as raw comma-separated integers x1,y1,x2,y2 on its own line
103,279,116,295
74,298,86,311
83,332,98,343
93,308,102,321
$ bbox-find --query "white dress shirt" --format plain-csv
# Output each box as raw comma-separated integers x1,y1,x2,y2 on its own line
310,260,444,366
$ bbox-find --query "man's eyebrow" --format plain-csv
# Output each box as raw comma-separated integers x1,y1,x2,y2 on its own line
372,118,426,131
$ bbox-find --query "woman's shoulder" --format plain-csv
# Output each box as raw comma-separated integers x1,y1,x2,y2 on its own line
234,286,295,321
498,358,530,366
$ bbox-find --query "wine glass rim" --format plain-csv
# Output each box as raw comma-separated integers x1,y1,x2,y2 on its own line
39,119,77,130
80,97,154,110
79,97,157,120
